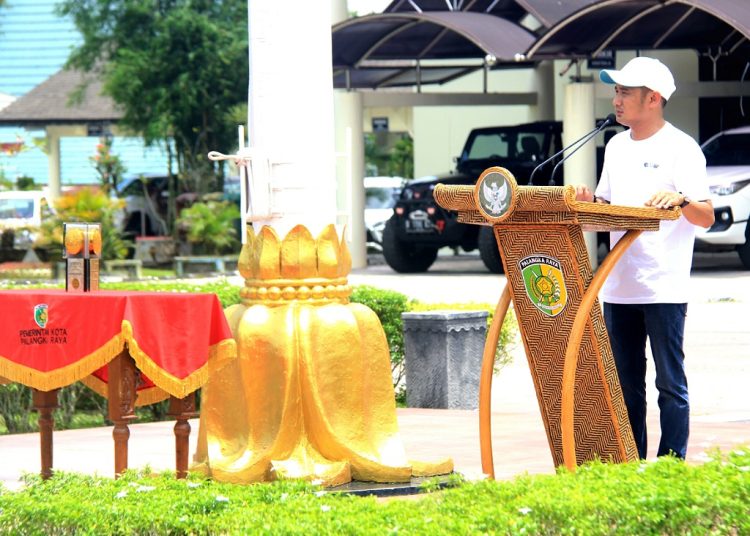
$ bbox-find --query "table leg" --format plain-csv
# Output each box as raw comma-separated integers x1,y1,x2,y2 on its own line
32,388,59,480
168,393,199,479
108,349,138,478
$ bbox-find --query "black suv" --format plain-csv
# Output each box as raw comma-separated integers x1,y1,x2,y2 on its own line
383,121,564,273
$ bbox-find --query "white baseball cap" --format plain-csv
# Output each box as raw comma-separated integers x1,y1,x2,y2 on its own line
600,57,676,101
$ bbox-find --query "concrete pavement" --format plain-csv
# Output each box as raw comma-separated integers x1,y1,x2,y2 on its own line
1,250,748,490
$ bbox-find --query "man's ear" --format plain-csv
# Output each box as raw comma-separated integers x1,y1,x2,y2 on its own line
649,90,663,107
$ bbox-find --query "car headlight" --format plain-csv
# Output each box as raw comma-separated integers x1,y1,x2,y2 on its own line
710,178,750,196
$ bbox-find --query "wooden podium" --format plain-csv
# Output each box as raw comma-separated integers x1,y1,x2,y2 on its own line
434,167,681,476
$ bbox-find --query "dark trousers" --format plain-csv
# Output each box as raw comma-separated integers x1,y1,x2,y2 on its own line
604,302,689,459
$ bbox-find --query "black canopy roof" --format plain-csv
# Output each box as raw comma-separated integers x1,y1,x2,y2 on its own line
333,1,596,89
334,0,750,89
332,11,536,89
382,0,597,30
526,0,750,62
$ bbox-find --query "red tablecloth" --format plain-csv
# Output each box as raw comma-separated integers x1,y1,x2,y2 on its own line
0,290,236,405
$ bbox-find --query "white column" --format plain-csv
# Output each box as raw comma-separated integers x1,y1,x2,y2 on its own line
532,61,555,121
334,91,366,268
562,82,598,267
331,0,347,22
245,1,337,238
331,0,367,268
45,127,62,200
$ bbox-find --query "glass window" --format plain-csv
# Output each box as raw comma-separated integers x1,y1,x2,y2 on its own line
365,187,400,209
703,133,750,166
0,198,34,219
467,133,510,160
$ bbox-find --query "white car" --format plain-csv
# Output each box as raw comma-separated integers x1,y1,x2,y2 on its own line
696,127,750,269
364,176,404,252
0,190,50,249
115,174,170,237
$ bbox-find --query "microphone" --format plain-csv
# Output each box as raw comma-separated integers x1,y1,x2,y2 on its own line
548,113,616,186
529,113,616,186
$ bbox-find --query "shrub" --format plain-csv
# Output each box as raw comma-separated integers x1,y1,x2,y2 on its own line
350,285,412,401
175,200,240,255
34,189,131,261
0,451,748,534
0,383,34,433
15,176,36,191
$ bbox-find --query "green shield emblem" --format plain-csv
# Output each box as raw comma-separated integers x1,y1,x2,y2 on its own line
34,303,49,328
519,255,568,317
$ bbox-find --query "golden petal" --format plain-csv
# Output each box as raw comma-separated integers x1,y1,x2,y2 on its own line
254,226,281,279
338,226,352,278
238,228,254,279
316,224,341,279
280,225,317,279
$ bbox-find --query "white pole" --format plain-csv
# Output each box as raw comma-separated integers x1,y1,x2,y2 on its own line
563,81,598,267
237,125,248,244
244,0,337,238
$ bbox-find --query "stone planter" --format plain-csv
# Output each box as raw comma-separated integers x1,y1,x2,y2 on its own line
402,310,488,410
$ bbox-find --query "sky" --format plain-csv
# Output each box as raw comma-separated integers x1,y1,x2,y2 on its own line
347,0,392,16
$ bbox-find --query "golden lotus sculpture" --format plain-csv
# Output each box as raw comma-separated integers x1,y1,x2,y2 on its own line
193,224,452,486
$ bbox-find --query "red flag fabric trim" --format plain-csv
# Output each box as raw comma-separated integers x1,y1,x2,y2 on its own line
0,290,236,397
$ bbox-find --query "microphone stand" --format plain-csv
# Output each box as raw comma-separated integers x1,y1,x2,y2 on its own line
549,114,616,186
529,114,616,186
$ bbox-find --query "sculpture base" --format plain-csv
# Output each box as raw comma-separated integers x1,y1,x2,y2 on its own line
194,224,453,486
329,474,456,498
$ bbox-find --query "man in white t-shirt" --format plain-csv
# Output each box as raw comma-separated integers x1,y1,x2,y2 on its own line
575,57,715,459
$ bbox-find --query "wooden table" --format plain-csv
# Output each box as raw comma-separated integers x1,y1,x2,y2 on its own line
0,289,236,479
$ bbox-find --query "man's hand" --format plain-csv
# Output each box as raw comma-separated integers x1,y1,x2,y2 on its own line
574,185,595,202
645,190,716,228
645,191,684,209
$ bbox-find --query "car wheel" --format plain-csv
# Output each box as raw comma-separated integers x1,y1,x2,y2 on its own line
478,226,504,274
737,224,750,270
382,216,438,273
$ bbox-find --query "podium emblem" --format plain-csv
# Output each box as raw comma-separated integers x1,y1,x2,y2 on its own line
474,167,517,223
519,255,568,317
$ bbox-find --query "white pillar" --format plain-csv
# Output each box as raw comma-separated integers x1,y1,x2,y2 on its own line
331,0,347,22
45,127,62,199
331,0,367,268
245,1,337,238
532,61,555,121
562,82,598,267
334,91,366,268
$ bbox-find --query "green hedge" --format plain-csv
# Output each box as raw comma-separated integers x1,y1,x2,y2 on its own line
1,451,748,535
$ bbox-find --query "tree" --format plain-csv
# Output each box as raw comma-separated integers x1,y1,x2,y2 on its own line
388,135,413,178
90,136,126,194
58,0,248,228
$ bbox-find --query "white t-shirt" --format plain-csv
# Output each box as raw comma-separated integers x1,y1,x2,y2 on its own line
595,122,710,304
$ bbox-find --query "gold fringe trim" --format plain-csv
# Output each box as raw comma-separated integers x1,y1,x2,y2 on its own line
79,375,170,408
79,374,108,399
0,322,235,400
0,334,125,392
121,320,237,399
134,386,171,406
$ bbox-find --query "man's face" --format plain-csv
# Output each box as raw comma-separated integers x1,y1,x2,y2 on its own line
612,85,654,127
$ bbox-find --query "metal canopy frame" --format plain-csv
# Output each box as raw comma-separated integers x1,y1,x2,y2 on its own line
525,0,750,63
332,11,537,89
334,0,750,89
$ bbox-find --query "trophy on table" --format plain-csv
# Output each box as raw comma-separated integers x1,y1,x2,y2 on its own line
63,222,101,292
